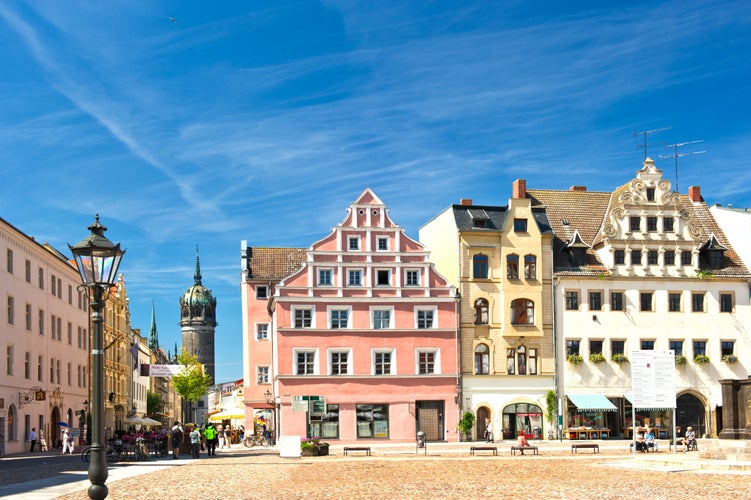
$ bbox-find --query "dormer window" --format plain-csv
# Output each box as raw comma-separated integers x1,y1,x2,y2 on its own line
646,188,655,202
562,230,589,268
699,234,726,270
473,218,487,228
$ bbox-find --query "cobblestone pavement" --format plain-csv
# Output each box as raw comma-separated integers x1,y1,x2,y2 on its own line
48,443,750,500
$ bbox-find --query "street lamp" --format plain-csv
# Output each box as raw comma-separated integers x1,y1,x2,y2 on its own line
70,215,125,500
264,390,273,404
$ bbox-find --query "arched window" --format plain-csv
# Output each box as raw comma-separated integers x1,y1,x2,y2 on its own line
511,299,534,325
473,254,488,279
475,344,490,375
524,255,537,279
507,254,519,279
474,298,489,324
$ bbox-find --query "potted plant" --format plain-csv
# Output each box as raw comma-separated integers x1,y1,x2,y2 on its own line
544,390,557,440
674,354,687,365
567,354,583,365
301,438,319,456
589,352,606,364
612,353,628,364
693,354,710,365
722,354,737,364
459,411,475,441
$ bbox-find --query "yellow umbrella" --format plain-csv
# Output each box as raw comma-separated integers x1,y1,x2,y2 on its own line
208,410,245,422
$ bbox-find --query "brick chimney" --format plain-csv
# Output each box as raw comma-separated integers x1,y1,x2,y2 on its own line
688,186,701,202
512,179,526,199
570,186,587,192
460,198,473,206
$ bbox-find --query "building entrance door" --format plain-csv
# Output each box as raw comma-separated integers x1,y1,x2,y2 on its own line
416,401,444,441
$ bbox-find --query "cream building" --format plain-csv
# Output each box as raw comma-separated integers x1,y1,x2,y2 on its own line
420,180,555,441
0,217,90,454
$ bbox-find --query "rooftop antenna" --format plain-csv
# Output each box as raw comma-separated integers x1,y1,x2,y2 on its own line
635,127,671,160
659,140,705,193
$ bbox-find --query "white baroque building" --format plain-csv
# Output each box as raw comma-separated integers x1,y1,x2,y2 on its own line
528,159,751,439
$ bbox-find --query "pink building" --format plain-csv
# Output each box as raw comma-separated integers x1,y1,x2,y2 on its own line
271,189,459,443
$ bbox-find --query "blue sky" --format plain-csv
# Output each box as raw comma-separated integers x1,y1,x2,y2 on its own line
1,1,750,383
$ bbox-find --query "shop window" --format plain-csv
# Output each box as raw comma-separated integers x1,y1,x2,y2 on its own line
474,344,489,375
356,404,389,438
502,403,543,440
309,402,339,439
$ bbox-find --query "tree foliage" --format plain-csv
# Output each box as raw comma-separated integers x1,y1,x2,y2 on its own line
146,390,163,416
544,390,557,426
171,350,213,403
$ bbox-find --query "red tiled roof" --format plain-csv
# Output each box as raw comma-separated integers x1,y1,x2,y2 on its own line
247,247,307,281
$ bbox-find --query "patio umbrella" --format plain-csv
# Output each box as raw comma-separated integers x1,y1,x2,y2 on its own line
124,416,145,425
56,422,70,427
141,417,162,426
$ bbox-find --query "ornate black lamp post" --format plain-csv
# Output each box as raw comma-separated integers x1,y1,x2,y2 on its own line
70,215,125,500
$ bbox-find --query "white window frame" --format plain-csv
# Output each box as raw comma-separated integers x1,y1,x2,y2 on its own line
348,268,363,286
257,366,270,384
376,236,389,251
291,306,315,328
372,348,396,375
405,269,421,286
328,306,351,329
293,349,319,375
328,348,352,375
416,348,440,374
415,307,437,329
370,306,393,329
318,268,333,286
255,285,268,299
375,268,391,287
255,322,270,341
348,236,360,251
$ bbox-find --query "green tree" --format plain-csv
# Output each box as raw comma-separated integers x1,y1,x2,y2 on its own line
459,411,475,441
171,351,213,403
146,390,163,416
544,390,557,439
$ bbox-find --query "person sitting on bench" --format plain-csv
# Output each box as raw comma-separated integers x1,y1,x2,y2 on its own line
644,428,657,452
634,430,648,452
683,426,696,452
517,431,530,447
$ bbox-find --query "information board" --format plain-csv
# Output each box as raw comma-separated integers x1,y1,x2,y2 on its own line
630,350,676,408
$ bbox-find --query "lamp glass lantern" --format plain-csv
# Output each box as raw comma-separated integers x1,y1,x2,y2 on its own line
265,390,273,404
69,215,125,288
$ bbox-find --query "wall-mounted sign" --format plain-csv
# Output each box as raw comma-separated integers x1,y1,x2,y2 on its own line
34,390,46,401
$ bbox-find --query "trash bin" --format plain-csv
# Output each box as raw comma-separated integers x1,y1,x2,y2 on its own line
416,431,426,448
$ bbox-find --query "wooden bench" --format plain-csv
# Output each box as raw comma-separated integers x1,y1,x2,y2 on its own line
510,446,538,455
469,446,498,456
343,447,371,456
572,443,599,454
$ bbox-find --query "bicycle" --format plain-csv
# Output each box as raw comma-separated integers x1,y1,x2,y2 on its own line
81,444,125,463
243,433,270,448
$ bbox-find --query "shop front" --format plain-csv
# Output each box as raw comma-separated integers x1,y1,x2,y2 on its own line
501,403,543,440
565,394,617,439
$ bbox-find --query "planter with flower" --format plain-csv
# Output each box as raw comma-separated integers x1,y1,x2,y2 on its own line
612,353,628,364
674,355,687,366
589,353,606,364
693,354,710,365
567,354,583,365
300,436,329,456
722,354,737,364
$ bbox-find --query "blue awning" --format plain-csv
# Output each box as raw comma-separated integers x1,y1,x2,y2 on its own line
567,394,617,412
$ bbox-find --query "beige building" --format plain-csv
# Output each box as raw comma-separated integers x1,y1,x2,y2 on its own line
0,217,90,454
420,180,555,441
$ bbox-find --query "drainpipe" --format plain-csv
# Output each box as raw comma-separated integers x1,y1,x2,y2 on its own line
455,289,462,442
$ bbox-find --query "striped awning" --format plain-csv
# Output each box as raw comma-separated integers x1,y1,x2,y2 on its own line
568,394,617,412
624,394,675,411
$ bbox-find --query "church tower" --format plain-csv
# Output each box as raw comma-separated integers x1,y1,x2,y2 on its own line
179,246,217,383
148,301,159,352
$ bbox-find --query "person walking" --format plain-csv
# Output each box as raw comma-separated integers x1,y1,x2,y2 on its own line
204,424,218,456
61,428,74,455
29,428,37,452
170,421,184,459
217,424,225,450
224,426,231,448
190,426,201,459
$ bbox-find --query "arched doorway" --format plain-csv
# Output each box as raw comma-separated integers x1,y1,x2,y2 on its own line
51,405,61,449
475,406,491,441
677,393,706,437
502,403,543,440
